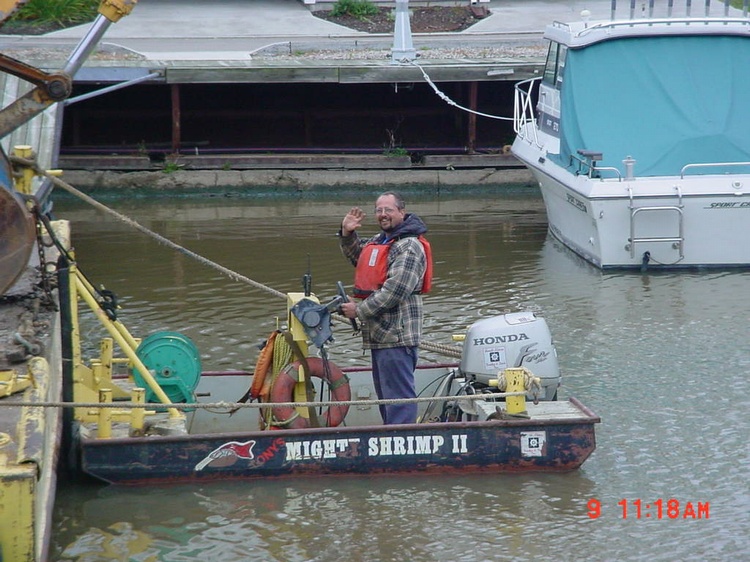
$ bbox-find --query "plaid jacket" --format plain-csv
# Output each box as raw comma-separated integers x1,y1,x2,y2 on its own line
340,213,427,350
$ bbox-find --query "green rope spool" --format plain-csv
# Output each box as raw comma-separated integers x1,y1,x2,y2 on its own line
132,331,202,404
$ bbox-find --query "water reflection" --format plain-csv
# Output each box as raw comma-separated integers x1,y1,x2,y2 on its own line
55,472,598,562
50,190,750,561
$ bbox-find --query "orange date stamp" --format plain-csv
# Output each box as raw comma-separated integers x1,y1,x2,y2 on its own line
587,498,710,519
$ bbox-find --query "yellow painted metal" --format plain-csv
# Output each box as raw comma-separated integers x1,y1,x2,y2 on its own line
295,364,307,405
286,292,315,414
67,259,90,419
0,223,68,562
89,386,152,438
286,292,314,347
0,362,54,562
98,389,113,438
71,267,183,420
11,145,35,196
131,387,146,435
0,367,32,397
74,269,140,351
0,0,29,23
0,460,37,562
7,146,64,201
65,260,184,433
70,283,104,423
503,368,528,415
98,0,138,23
90,338,129,400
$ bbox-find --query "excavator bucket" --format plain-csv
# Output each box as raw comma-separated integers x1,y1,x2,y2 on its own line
0,1,43,295
0,149,35,295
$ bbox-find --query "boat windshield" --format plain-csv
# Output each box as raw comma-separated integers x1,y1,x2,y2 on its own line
542,42,567,89
552,35,750,177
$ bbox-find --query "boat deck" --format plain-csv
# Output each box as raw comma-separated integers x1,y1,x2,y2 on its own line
476,398,595,421
0,223,65,561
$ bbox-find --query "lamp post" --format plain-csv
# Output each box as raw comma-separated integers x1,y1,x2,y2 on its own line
391,0,416,64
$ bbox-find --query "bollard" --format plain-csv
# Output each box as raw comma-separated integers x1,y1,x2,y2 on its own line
391,0,416,64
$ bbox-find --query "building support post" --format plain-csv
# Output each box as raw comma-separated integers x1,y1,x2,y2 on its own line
171,84,181,154
467,82,478,153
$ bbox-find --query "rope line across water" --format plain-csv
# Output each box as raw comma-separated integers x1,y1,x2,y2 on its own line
0,392,526,410
13,155,286,300
11,155,464,359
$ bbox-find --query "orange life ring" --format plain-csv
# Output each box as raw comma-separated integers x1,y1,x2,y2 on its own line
250,330,279,400
269,357,350,429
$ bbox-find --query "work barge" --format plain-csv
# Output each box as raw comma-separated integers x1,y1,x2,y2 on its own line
0,2,141,560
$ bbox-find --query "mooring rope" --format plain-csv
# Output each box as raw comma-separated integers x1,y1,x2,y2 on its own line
12,155,286,301
409,60,514,122
494,368,542,394
10,155,464,359
419,340,462,359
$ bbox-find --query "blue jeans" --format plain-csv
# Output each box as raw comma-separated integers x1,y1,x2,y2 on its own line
371,346,418,424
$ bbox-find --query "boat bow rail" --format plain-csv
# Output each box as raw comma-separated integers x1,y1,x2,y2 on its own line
545,0,750,46
549,17,750,47
513,77,541,149
681,161,750,178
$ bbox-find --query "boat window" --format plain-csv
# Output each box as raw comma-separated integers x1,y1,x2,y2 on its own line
542,43,567,89
556,45,567,89
542,43,558,86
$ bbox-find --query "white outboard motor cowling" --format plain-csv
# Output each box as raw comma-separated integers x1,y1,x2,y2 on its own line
459,312,560,400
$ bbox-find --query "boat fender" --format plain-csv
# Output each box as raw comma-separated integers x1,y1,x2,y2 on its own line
250,330,279,400
269,357,350,429
229,330,279,416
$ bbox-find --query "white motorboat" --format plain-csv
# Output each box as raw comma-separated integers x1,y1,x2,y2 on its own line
512,0,750,269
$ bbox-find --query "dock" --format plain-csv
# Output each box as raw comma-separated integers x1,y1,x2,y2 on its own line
0,221,67,562
0,0,558,183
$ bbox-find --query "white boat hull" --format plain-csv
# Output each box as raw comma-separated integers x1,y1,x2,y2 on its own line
511,10,750,269
513,132,750,269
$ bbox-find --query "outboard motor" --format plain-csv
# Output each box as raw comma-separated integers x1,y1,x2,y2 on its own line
459,312,560,400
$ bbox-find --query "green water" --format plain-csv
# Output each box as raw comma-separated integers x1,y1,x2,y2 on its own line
49,189,749,561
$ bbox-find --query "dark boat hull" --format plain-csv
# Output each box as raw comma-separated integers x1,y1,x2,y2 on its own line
79,398,599,485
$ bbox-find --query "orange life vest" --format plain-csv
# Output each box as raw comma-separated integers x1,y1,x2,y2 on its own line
353,235,432,299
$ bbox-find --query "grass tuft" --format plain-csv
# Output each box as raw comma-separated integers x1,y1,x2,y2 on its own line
330,0,379,20
11,0,99,26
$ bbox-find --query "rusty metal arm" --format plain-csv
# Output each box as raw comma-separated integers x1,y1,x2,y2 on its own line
0,56,72,139
0,0,137,139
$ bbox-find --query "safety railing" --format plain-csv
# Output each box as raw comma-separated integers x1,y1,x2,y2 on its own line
513,77,541,148
681,161,750,178
595,0,749,24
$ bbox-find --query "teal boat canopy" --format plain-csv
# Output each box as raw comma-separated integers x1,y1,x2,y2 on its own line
555,35,750,177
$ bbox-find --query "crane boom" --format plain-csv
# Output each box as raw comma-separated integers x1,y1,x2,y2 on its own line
0,0,138,295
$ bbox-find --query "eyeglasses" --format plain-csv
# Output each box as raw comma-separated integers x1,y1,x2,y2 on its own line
374,207,400,215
